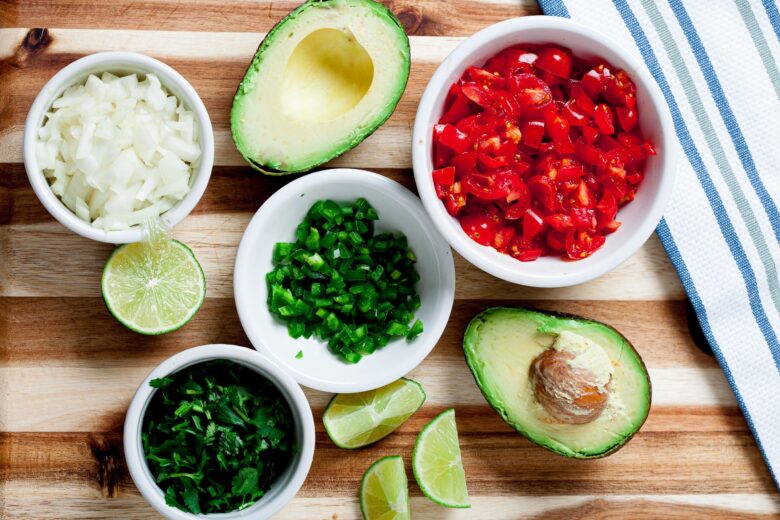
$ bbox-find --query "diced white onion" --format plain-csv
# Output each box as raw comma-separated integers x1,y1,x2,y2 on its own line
37,73,201,231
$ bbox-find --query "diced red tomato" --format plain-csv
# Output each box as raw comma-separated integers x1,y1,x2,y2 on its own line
566,231,606,259
580,68,604,98
528,174,558,211
501,49,537,77
536,46,572,79
430,44,654,262
616,106,637,132
596,134,622,152
542,71,565,87
438,181,466,216
570,206,596,231
467,66,506,88
593,103,615,135
494,226,515,251
596,189,618,221
570,84,596,115
576,180,596,208
515,247,544,262
461,83,493,108
505,201,527,220
580,125,599,144
506,176,531,206
463,171,512,200
477,153,509,170
484,55,507,74
523,208,546,241
575,137,602,166
522,119,546,148
478,135,502,154
545,213,574,232
509,74,553,116
544,109,575,154
557,159,584,182
440,85,473,125
434,124,471,153
546,230,567,252
432,166,455,186
460,214,496,246
489,90,520,119
617,131,642,147
451,151,476,179
602,220,622,234
562,99,588,126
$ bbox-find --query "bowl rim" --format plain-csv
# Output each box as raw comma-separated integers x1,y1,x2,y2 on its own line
123,344,315,520
233,168,456,393
23,51,215,244
412,15,677,288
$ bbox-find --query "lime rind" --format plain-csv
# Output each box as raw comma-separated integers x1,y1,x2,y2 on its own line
412,408,470,509
101,239,206,335
323,378,426,449
359,455,410,520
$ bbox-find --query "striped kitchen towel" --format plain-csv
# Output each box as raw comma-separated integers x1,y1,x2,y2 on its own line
538,0,780,486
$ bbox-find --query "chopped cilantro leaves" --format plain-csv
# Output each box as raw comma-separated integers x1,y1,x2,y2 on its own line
142,360,294,514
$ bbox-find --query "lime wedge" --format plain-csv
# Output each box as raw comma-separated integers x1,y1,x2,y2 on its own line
412,408,470,508
360,455,410,520
323,378,425,449
101,239,205,335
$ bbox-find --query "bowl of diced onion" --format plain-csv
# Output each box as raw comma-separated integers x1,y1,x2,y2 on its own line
24,51,214,243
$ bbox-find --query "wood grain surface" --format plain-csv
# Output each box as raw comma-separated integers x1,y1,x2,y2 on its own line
1,1,778,519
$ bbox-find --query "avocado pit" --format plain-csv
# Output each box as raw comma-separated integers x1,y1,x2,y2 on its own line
531,331,613,425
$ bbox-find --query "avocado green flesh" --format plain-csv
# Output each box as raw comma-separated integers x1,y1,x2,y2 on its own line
231,0,410,174
463,307,651,458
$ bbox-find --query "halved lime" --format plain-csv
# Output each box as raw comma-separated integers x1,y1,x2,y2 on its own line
360,455,410,520
101,239,205,335
412,408,470,508
323,378,425,449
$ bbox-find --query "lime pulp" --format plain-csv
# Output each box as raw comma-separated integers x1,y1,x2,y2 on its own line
323,378,426,449
101,239,205,335
360,455,410,520
412,408,470,508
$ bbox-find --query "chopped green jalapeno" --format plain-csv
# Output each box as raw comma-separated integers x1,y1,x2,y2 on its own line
266,199,423,363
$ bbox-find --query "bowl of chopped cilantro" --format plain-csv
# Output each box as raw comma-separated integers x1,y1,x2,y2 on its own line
124,344,315,519
234,169,456,393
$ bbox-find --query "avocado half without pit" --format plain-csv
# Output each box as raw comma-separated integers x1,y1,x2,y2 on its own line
230,0,411,174
463,307,651,458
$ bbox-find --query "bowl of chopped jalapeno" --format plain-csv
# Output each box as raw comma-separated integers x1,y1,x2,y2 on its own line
124,344,315,519
233,169,456,393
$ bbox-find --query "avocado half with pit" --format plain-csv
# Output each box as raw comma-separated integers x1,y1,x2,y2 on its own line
230,0,410,175
463,307,651,458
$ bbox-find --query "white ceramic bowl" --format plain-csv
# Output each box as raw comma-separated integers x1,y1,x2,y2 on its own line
24,51,214,244
124,344,315,520
413,16,676,287
234,169,456,393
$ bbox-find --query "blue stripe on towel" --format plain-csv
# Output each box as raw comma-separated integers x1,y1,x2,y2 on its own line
540,0,570,18
669,0,780,245
611,0,780,371
657,219,779,487
763,0,780,44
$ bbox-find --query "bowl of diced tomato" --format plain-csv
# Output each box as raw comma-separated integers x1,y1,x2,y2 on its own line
412,16,676,288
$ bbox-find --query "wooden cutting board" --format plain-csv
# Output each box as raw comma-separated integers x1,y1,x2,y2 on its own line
1,1,778,518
